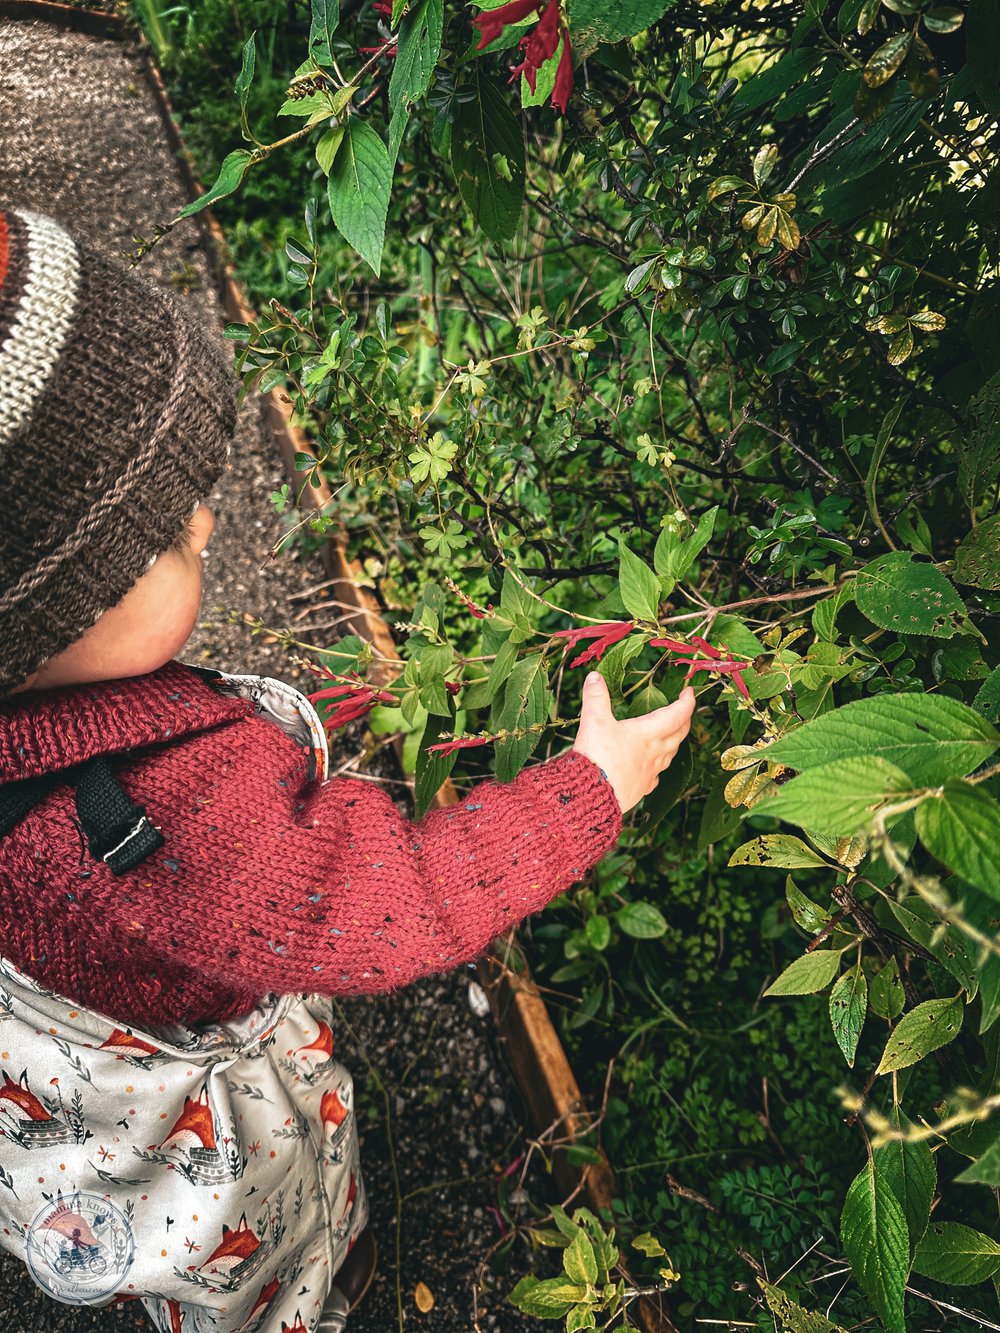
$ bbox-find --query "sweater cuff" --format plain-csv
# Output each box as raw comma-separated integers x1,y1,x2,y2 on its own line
517,747,623,889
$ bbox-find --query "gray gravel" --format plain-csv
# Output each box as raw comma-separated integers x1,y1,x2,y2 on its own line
0,17,544,1331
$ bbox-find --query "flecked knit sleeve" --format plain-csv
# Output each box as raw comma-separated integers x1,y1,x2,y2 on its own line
210,741,623,997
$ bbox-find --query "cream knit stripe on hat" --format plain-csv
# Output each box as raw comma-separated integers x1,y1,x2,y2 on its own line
0,208,80,449
0,302,194,614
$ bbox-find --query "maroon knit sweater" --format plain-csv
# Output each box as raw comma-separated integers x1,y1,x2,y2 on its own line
0,662,622,1029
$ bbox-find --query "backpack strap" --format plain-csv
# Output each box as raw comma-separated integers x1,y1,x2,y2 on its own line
0,757,163,876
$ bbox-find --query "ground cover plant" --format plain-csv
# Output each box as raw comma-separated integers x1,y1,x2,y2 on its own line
129,0,1000,1326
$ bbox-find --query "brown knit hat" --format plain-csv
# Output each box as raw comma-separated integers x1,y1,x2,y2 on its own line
0,204,236,696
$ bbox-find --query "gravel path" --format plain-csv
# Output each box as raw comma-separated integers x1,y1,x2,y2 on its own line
0,17,541,1332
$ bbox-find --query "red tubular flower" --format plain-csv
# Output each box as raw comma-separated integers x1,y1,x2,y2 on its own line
552,620,634,669
551,29,573,112
427,735,493,755
445,681,463,696
471,0,540,50
511,0,561,93
373,0,392,14
309,670,396,732
647,635,752,700
648,637,694,654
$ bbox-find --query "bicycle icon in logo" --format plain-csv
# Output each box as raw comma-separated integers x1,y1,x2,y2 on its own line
25,1190,133,1304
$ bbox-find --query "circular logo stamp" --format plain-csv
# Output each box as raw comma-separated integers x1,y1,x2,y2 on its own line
25,1190,134,1305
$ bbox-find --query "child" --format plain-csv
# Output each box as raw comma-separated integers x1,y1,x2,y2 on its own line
0,204,694,1333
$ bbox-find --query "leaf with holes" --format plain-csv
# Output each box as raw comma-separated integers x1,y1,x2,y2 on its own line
389,0,443,113
954,515,1000,591
757,756,913,836
876,995,965,1073
912,1221,1000,1285
729,835,830,869
829,961,867,1066
451,70,525,245
841,1161,908,1333
758,1280,848,1333
854,552,971,637
869,958,905,1020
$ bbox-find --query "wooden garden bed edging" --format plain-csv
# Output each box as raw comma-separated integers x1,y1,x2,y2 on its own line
0,7,676,1326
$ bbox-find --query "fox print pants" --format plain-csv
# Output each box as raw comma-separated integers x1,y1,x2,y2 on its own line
0,952,368,1332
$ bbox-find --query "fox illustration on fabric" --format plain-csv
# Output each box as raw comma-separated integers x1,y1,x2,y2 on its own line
155,1084,242,1186
278,1314,309,1333
236,1275,281,1331
98,1028,167,1067
0,1068,73,1147
288,1020,336,1079
197,1213,267,1287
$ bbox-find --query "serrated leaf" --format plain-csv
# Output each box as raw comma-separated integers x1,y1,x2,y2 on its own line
309,0,338,66
178,149,254,218
758,756,914,836
327,121,392,275
955,1136,1000,1186
389,0,443,113
414,711,459,819
873,1106,936,1250
916,780,1000,901
729,834,830,869
840,1161,909,1333
830,961,867,1066
451,70,525,244
763,694,999,785
954,515,1000,591
564,1230,598,1285
877,995,964,1073
958,367,1000,509
618,542,661,622
912,1221,1000,1285
869,958,904,1020
765,950,842,997
855,552,970,637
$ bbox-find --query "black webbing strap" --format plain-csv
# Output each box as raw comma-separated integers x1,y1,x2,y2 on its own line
0,757,163,876
74,757,164,875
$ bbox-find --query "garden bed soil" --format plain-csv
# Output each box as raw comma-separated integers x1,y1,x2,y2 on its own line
0,13,548,1330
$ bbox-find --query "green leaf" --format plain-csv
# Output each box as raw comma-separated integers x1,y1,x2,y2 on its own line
829,961,867,1066
567,0,674,48
729,834,830,869
887,896,978,995
675,505,719,579
494,654,548,782
786,877,833,934
758,756,913,836
509,1276,590,1317
633,1233,668,1258
912,1221,1000,1285
862,30,913,86
758,1280,848,1333
855,552,971,637
869,958,905,1020
414,711,459,818
315,125,344,175
389,0,443,113
616,901,668,939
178,149,254,218
958,367,1000,508
327,121,392,275
765,950,841,997
877,995,964,1073
235,31,257,127
864,402,904,553
954,515,1000,591
618,542,662,622
955,1136,1000,1186
873,1106,936,1250
840,1161,909,1333
585,915,611,951
763,694,999,785
451,70,526,244
564,1230,598,1285
916,780,1000,901
309,0,338,66
974,666,1000,725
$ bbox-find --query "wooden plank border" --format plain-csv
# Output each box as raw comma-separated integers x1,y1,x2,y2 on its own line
0,8,676,1325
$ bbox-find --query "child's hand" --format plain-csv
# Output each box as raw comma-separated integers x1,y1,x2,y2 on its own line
572,671,696,814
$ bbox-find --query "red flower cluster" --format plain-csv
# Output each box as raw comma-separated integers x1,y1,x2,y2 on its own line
360,0,397,57
649,635,753,701
307,668,397,731
427,734,493,756
471,0,574,114
552,620,634,669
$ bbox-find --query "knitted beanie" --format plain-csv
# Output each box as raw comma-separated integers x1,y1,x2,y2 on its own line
0,204,237,697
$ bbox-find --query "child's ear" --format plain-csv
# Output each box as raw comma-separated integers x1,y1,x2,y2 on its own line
189,504,215,556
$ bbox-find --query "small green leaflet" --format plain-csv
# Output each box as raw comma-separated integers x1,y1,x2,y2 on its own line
653,505,719,582
916,779,1000,902
309,0,338,67
178,149,254,219
876,995,964,1074
758,755,913,836
854,551,972,638
840,1161,909,1333
765,950,841,997
327,121,392,276
451,70,526,245
618,541,662,622
873,1106,936,1251
616,901,668,938
829,961,866,1066
762,693,999,786
912,1221,1000,1285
